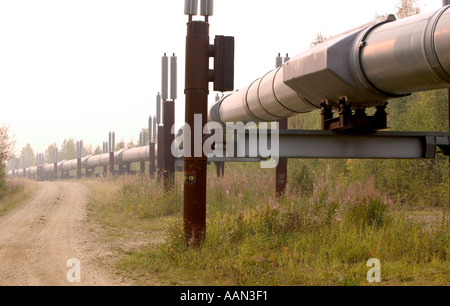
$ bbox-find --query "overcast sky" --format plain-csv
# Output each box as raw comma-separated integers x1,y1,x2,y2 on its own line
0,0,444,156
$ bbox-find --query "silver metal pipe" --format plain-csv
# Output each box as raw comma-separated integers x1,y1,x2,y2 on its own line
209,6,450,125
360,6,450,96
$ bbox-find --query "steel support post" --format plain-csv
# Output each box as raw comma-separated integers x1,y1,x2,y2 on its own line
140,161,145,174
443,0,450,226
276,118,288,197
215,133,225,178
215,160,224,178
157,125,164,182
54,163,57,181
109,152,114,176
163,100,176,191
149,142,156,178
444,85,450,226
77,158,82,179
184,20,210,245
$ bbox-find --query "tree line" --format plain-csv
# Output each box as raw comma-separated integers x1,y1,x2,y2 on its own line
288,0,449,207
10,131,150,170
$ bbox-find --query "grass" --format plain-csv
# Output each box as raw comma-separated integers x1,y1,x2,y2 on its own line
83,163,450,286
81,176,181,285
0,178,38,217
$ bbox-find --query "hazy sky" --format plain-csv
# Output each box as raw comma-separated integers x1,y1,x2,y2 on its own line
0,0,444,156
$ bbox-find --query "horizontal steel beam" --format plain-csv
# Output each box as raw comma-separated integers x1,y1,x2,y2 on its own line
229,130,450,159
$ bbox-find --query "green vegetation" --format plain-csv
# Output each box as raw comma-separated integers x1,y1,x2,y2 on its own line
0,124,14,200
0,178,38,217
288,90,449,208
86,160,449,285
83,86,450,286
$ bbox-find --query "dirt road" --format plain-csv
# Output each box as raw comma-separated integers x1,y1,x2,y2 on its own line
0,181,130,286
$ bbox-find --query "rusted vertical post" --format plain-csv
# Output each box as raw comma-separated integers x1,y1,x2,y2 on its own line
275,53,288,197
53,148,58,181
163,100,176,191
77,158,81,179
40,154,44,181
139,132,145,174
157,125,164,182
109,132,115,176
184,20,210,245
149,116,156,178
77,141,82,179
102,142,108,176
36,154,40,181
40,154,43,181
140,161,145,174
444,0,450,227
109,151,114,176
276,118,288,197
38,154,42,181
447,85,450,226
150,142,156,178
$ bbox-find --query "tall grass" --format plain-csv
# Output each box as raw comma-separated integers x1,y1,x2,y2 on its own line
0,178,38,217
84,175,182,220
88,163,449,285
149,164,448,285
118,175,182,219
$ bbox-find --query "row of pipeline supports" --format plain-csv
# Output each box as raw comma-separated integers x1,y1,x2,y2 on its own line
11,0,450,247
15,101,179,194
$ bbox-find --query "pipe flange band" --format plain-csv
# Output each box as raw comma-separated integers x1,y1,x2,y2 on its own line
243,79,266,122
350,14,406,99
209,97,226,126
424,5,450,84
255,71,283,120
117,150,125,164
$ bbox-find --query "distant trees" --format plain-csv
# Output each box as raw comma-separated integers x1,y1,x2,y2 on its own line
59,139,77,161
44,143,57,163
19,143,36,168
1,125,14,199
395,0,420,19
11,129,151,170
94,145,102,155
115,139,126,151
287,1,448,207
58,139,92,161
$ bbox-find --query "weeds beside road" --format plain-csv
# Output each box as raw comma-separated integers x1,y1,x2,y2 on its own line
83,162,450,286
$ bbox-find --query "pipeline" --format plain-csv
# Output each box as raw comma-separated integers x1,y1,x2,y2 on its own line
7,145,156,179
209,6,450,125
8,6,450,178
